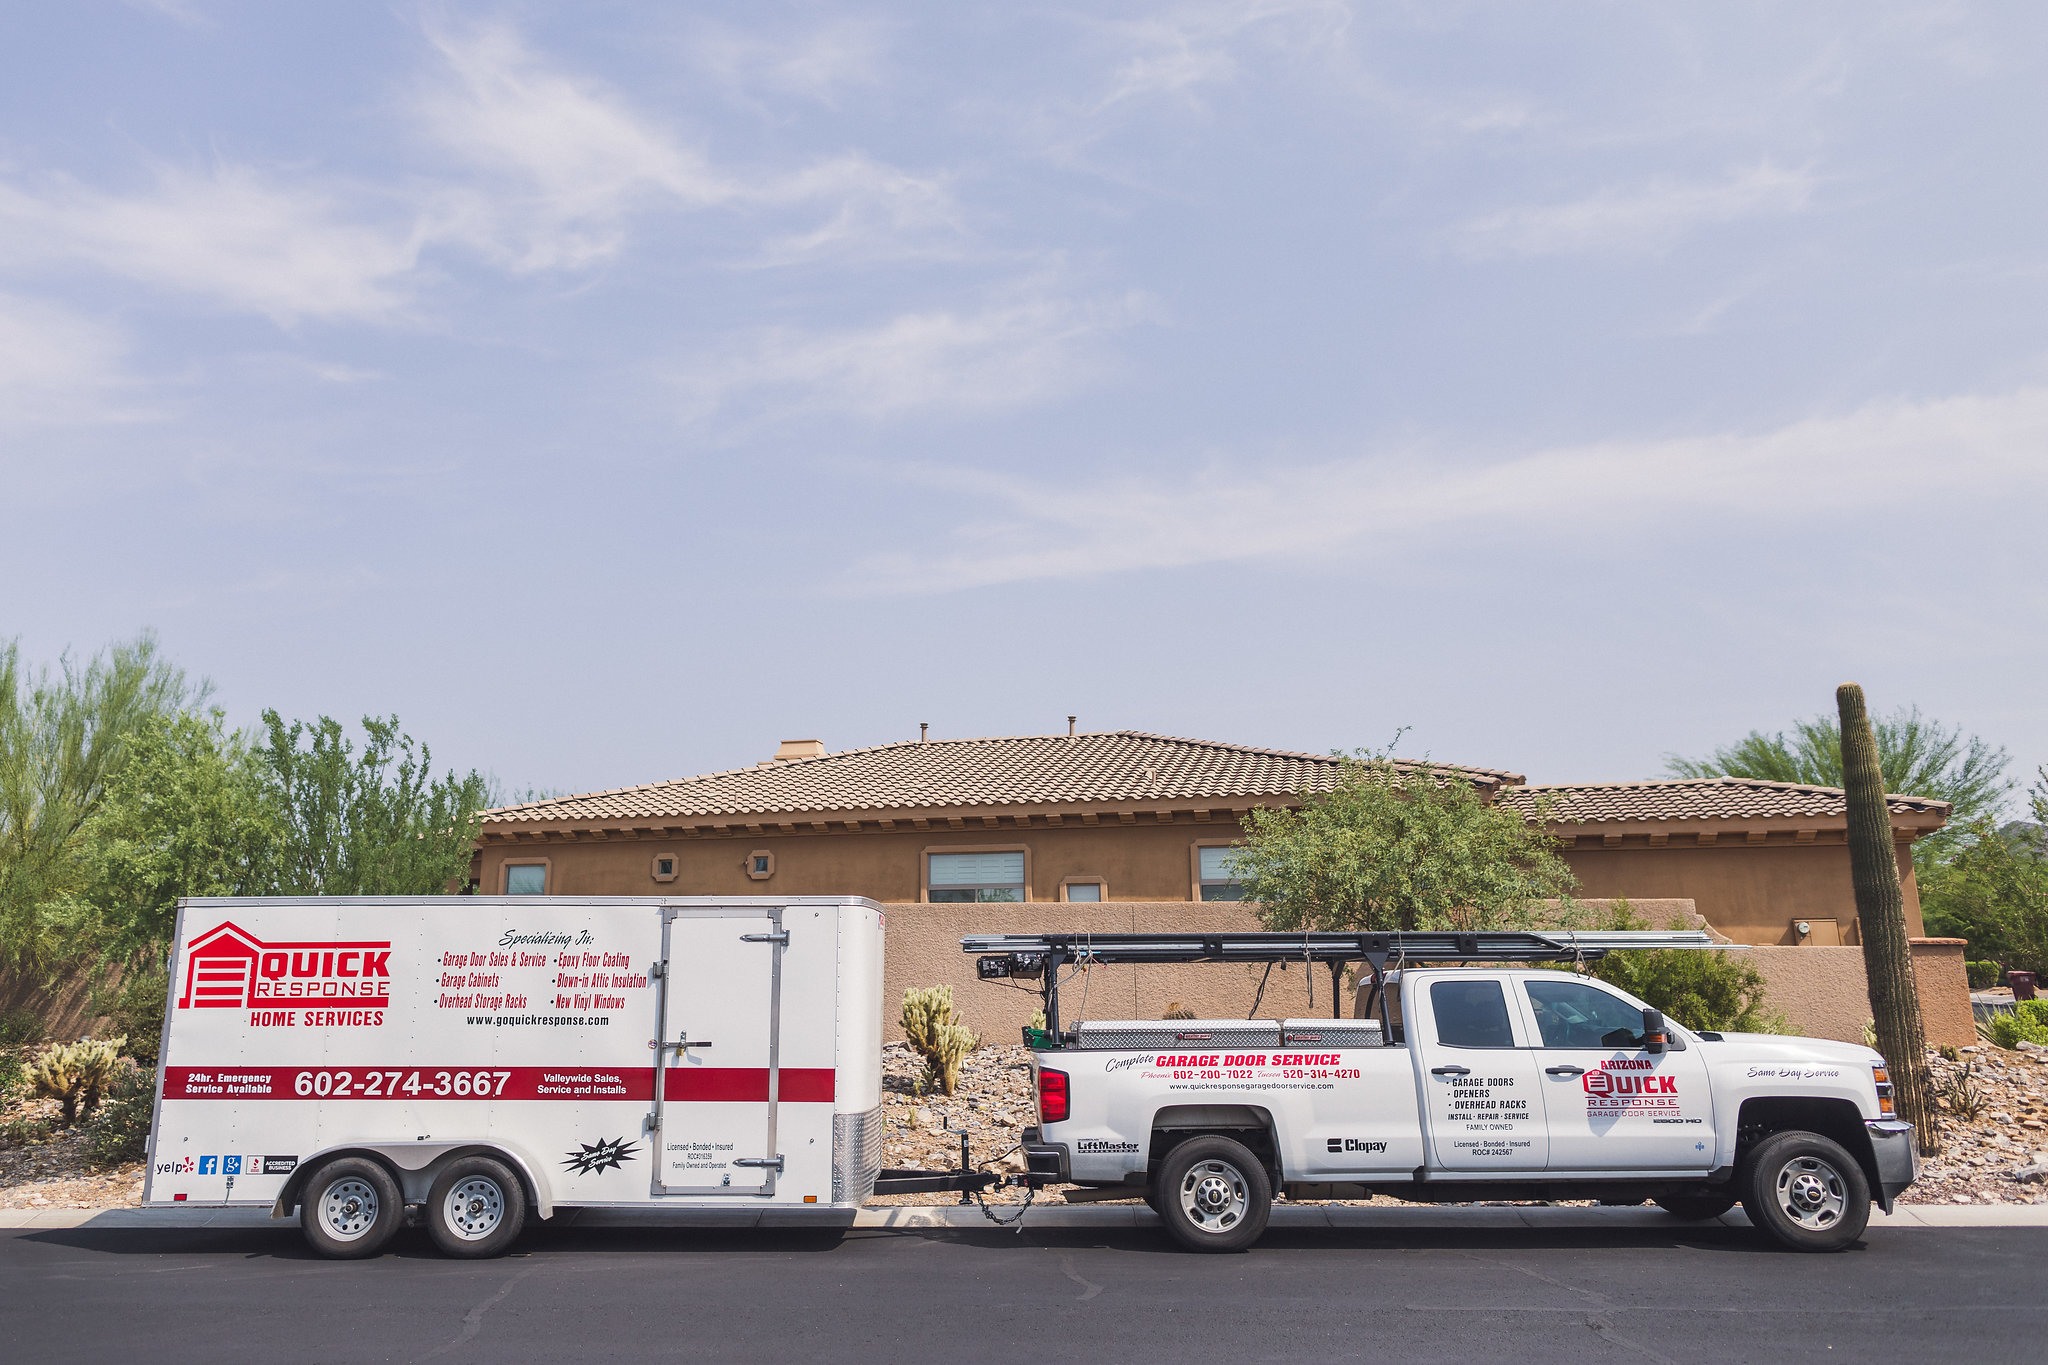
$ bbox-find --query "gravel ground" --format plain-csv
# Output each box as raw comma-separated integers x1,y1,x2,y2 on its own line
7,1038,2045,1211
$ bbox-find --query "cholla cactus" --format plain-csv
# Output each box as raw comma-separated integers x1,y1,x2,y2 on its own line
901,987,977,1095
25,1037,128,1125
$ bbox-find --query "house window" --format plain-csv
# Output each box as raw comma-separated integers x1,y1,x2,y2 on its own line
746,849,775,881
1063,881,1103,903
651,853,678,883
928,851,1026,903
505,863,547,895
1197,845,1247,901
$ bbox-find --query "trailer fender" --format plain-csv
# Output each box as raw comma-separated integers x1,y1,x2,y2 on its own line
274,1140,557,1220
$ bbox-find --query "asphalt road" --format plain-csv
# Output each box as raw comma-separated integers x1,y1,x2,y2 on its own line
5,1220,2044,1364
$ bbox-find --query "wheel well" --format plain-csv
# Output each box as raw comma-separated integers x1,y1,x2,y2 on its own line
1736,1097,1878,1191
1148,1105,1278,1182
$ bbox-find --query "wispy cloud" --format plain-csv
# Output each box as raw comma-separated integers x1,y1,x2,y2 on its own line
843,385,2048,593
1094,0,1350,109
0,292,141,426
1452,162,1815,258
675,279,1155,423
687,16,892,107
0,165,423,325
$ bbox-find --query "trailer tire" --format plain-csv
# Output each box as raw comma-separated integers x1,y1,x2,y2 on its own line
1653,1192,1738,1221
426,1156,527,1259
1738,1130,1869,1252
300,1157,403,1260
1155,1136,1271,1253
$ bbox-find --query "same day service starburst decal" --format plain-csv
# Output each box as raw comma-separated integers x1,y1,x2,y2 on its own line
563,1137,638,1175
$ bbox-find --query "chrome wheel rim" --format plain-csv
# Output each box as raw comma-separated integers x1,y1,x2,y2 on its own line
318,1178,379,1241
444,1176,506,1240
1774,1156,1847,1231
1178,1159,1249,1234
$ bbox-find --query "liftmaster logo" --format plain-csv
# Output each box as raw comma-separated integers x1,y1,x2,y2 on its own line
178,921,392,1012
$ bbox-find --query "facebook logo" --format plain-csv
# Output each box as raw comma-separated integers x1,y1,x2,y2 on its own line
198,1156,219,1175
224,1156,242,1175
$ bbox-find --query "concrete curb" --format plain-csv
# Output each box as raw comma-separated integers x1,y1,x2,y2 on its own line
4,1202,2045,1232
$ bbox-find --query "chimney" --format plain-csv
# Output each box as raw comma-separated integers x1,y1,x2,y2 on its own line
773,739,826,762
1067,715,1076,738
920,722,929,744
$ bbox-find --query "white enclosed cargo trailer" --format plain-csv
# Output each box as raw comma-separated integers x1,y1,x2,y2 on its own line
146,896,887,1256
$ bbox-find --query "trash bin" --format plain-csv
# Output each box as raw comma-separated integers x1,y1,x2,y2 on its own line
2011,971,2038,1001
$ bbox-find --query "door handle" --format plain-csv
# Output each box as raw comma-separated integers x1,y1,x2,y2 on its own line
734,1156,784,1172
667,1034,713,1051
1430,1065,1471,1077
1545,1065,1585,1076
741,931,789,945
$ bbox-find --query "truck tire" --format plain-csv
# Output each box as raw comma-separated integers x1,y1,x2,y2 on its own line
301,1157,403,1259
1738,1130,1869,1252
426,1156,527,1258
1653,1191,1738,1221
1155,1136,1271,1253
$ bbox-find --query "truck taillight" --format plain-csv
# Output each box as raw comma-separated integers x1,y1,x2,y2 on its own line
1038,1068,1070,1124
1873,1064,1894,1115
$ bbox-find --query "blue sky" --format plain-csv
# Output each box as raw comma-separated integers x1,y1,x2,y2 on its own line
5,2,2046,802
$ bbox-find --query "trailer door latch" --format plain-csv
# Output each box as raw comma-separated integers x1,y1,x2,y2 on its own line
740,931,790,946
734,1156,784,1173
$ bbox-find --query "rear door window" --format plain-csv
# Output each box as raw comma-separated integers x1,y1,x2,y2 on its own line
1429,979,1516,1048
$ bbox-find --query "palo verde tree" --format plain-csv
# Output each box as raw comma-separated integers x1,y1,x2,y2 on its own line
1838,683,1939,1155
1230,752,1579,934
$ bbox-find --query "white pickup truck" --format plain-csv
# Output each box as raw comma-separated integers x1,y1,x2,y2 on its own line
969,930,1918,1253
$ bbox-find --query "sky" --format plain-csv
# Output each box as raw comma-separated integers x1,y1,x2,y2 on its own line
4,1,2046,805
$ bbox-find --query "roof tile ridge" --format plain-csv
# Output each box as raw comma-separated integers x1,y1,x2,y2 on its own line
1110,729,1511,778
484,776,692,817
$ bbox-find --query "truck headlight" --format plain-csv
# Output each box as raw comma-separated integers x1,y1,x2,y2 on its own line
1873,1064,1894,1116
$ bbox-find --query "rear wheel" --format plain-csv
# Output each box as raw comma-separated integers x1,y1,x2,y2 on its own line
426,1156,526,1259
1155,1136,1271,1253
300,1157,402,1260
1654,1191,1738,1221
1738,1131,1869,1252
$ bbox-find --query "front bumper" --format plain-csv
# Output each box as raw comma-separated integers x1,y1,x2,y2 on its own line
1866,1120,1918,1213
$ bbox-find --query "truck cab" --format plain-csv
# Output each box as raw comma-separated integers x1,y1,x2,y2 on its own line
976,933,1918,1254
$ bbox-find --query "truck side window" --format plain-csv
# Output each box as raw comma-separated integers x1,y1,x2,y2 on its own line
1524,979,1647,1049
1430,979,1515,1048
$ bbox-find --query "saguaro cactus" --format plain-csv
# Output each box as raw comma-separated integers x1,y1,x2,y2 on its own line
1838,682,1939,1155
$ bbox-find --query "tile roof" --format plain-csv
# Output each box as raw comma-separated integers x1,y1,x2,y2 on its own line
1495,777,1951,825
481,731,1523,826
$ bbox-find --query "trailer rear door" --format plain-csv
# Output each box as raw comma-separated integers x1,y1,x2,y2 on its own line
652,907,787,1195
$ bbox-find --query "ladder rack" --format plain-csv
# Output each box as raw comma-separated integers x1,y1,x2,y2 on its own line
961,929,1726,1035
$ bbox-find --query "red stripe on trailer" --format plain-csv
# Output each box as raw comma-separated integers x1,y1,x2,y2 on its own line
161,1065,836,1103
663,1067,835,1103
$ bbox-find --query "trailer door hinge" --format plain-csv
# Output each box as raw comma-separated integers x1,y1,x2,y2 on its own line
740,931,789,946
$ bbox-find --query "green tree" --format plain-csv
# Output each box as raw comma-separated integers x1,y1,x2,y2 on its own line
0,634,198,972
1920,769,2048,978
256,712,489,895
1664,706,2010,867
1232,753,1579,933
72,711,276,970
1577,906,1784,1033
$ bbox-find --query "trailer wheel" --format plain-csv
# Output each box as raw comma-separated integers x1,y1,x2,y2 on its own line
1155,1136,1271,1253
426,1156,526,1258
300,1157,402,1259
1738,1130,1869,1252
1654,1191,1738,1221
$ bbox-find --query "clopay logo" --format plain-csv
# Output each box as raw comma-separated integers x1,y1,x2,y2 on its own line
178,921,392,1013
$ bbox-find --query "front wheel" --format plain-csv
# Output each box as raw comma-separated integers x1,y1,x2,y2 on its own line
300,1157,403,1259
1654,1191,1738,1221
1155,1136,1271,1253
426,1156,527,1258
1738,1131,1869,1252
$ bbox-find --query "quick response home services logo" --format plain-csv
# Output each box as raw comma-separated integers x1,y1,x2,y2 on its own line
178,921,392,1015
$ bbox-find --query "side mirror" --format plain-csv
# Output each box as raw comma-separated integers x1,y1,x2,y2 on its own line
1641,1007,1667,1055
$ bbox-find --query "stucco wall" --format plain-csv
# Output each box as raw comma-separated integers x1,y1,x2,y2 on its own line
1563,841,1926,944
1744,939,1974,1049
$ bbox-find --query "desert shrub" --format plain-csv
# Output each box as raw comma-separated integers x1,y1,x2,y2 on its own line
22,1036,127,1123
1966,960,2002,989
107,970,168,1064
1942,1062,1986,1122
1983,1009,2048,1050
1574,910,1784,1033
81,1064,154,1166
901,986,977,1096
1161,1002,1196,1020
0,1009,43,1046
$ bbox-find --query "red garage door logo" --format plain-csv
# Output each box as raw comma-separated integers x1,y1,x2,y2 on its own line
178,922,393,1012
